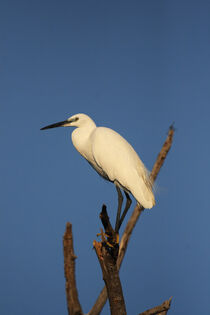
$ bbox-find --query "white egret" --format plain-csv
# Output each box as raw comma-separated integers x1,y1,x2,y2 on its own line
41,113,155,231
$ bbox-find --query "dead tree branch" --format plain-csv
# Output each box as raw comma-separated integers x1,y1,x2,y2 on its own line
93,205,126,314
63,222,83,315
93,237,126,315
99,205,119,258
88,125,175,315
138,297,172,315
150,124,175,183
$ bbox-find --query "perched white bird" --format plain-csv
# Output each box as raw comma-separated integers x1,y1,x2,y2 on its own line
41,113,155,231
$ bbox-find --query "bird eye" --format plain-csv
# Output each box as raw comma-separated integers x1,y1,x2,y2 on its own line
69,117,79,123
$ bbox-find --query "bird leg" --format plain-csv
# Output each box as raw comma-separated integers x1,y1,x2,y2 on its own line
117,191,132,232
115,185,123,232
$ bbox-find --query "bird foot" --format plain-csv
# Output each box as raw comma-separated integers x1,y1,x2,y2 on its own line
97,230,119,248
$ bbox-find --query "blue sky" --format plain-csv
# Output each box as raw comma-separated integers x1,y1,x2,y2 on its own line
0,1,209,314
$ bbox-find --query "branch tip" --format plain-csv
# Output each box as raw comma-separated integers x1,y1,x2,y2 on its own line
139,296,172,315
63,223,83,315
169,122,175,131
65,222,72,233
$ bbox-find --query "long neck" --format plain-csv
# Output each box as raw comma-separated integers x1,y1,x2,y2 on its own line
71,122,96,161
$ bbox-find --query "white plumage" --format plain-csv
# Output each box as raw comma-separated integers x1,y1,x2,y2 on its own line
41,113,155,230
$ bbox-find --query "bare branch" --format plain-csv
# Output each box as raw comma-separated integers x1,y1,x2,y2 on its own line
63,222,83,315
100,205,119,258
138,297,172,315
87,287,107,315
93,235,126,315
118,204,144,269
150,124,175,182
88,126,175,315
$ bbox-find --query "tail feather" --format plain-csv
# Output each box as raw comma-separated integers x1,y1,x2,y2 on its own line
133,175,155,209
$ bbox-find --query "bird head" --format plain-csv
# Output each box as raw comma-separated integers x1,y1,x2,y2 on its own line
40,113,96,130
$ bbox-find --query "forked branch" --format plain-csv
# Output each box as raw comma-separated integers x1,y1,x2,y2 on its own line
93,236,126,315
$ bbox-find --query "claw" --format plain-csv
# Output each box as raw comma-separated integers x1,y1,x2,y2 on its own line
96,231,119,248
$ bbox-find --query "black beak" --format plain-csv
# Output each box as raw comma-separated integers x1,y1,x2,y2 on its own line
40,120,69,130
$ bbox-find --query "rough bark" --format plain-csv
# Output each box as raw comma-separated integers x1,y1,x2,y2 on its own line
63,222,83,315
94,238,126,315
93,206,126,314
